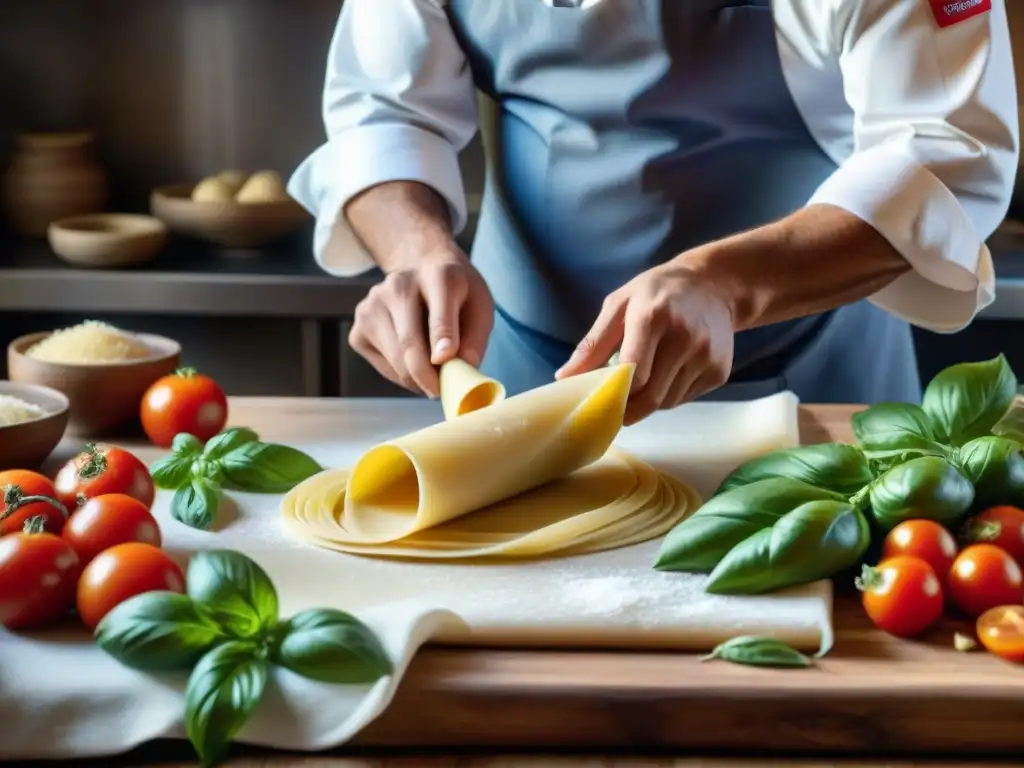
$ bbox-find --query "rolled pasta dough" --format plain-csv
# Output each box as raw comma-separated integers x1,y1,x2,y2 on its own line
282,361,701,560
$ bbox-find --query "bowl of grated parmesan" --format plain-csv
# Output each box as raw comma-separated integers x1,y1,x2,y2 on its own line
0,381,70,470
7,321,180,437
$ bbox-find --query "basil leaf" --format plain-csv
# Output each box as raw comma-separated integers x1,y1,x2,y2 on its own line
203,427,260,460
714,444,874,498
218,442,323,493
271,608,392,684
187,550,279,638
191,456,225,485
172,478,221,531
992,406,1024,443
701,635,811,668
704,500,870,595
867,456,975,532
149,454,193,490
94,591,224,671
957,436,1024,508
654,478,844,572
172,433,204,457
922,354,1017,445
851,403,946,458
185,641,268,767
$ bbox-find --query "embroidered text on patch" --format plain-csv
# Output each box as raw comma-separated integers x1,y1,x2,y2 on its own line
928,0,992,28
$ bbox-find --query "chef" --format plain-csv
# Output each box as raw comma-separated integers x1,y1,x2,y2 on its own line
289,0,1018,424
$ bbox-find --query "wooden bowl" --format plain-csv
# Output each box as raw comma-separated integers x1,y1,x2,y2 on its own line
48,213,167,268
7,332,181,437
150,184,309,248
0,381,70,470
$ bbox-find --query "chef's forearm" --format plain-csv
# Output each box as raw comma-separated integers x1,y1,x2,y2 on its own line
342,181,461,273
681,204,912,332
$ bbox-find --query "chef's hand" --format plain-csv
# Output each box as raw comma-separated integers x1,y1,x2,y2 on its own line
348,246,494,398
556,262,735,425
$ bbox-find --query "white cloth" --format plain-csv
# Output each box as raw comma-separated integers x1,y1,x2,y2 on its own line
287,0,1019,333
0,394,836,760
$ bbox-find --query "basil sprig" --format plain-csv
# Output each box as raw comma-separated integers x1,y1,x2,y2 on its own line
185,641,269,768
714,443,873,498
958,435,1024,508
95,592,224,671
149,427,323,531
218,442,324,493
864,456,974,532
851,402,948,466
992,405,1024,443
654,478,844,573
172,479,221,531
921,354,1016,446
187,550,279,638
702,635,812,668
272,608,392,684
94,549,392,767
704,500,870,595
656,354,1024,599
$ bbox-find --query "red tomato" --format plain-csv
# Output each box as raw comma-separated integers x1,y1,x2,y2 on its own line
54,444,155,513
856,555,944,638
977,605,1024,663
965,506,1024,567
62,494,161,565
0,517,80,630
0,469,68,535
140,368,228,448
881,519,959,578
948,544,1024,618
76,542,185,630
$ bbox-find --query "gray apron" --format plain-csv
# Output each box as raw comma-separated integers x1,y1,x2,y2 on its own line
447,0,921,405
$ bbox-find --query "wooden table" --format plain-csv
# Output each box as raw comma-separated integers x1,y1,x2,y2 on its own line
21,400,1024,767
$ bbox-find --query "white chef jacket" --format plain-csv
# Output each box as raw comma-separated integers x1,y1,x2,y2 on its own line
288,0,1020,333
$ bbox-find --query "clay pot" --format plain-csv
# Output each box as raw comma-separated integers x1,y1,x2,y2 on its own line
2,132,109,237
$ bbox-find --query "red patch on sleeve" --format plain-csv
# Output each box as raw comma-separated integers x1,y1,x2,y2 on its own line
928,0,992,28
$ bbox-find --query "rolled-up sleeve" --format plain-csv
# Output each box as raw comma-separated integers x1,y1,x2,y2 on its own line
808,0,1019,332
287,0,479,277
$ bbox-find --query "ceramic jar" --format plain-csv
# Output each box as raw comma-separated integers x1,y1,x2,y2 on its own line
2,132,109,237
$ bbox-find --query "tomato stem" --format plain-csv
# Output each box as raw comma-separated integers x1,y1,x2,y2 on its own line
175,367,199,378
22,515,47,534
77,443,107,480
853,563,882,593
962,519,1001,545
0,484,70,521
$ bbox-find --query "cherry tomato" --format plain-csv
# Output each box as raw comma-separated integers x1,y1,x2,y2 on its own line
76,542,185,630
55,444,155,512
140,368,228,448
881,519,959,578
61,494,161,565
0,516,80,630
856,555,944,638
964,506,1024,567
977,605,1024,663
0,469,68,535
948,544,1024,618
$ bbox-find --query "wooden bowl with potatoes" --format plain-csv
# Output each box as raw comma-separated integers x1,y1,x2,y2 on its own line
150,170,309,248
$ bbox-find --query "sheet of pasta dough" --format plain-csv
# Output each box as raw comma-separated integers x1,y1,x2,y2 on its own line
0,391,830,761
265,389,825,652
